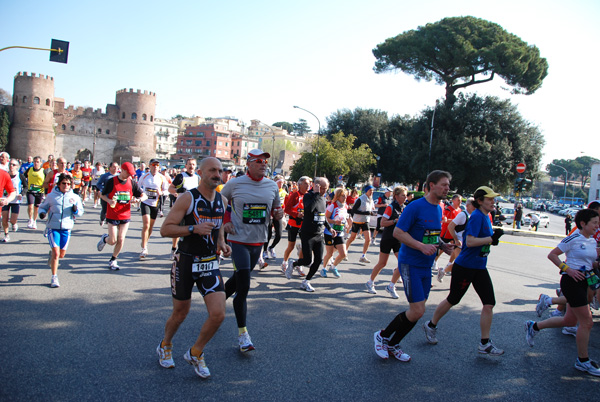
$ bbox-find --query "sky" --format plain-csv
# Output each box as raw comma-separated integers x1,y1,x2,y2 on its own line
1,0,598,169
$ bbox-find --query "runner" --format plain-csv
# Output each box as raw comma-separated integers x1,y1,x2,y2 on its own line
372,187,392,245
138,159,169,259
346,185,376,263
80,160,92,203
97,162,118,227
42,154,54,170
281,176,311,276
157,157,231,378
25,156,46,230
321,187,351,278
365,186,408,297
373,170,454,362
262,175,287,263
168,158,200,259
43,157,71,195
285,177,334,291
437,197,476,282
97,162,147,270
525,208,600,376
71,161,83,196
19,156,33,176
423,187,505,355
91,162,105,208
1,159,24,242
38,173,84,287
220,149,283,352
435,194,462,276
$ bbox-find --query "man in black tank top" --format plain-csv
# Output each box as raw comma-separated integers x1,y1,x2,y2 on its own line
157,157,231,379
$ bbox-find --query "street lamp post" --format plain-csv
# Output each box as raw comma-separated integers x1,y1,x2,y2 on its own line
548,162,568,202
293,105,321,179
427,100,439,174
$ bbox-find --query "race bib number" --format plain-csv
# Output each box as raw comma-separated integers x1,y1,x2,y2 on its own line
422,229,440,245
29,184,43,193
313,212,326,224
479,244,491,258
192,255,218,273
243,203,267,224
145,188,158,199
333,224,345,231
73,178,82,185
114,191,131,204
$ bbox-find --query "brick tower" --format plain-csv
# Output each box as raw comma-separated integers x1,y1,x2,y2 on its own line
8,72,56,160
113,89,157,164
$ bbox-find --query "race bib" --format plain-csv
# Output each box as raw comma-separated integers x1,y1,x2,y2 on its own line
314,212,326,224
422,229,440,245
333,224,345,231
145,188,158,199
113,191,131,204
73,178,81,185
479,244,491,258
192,255,218,273
29,184,43,193
243,203,267,224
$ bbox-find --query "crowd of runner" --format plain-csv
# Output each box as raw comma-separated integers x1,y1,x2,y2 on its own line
1,149,599,379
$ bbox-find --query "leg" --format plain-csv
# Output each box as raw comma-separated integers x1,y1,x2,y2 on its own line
141,214,151,249
49,246,60,275
192,292,226,353
369,252,390,282
362,228,371,254
332,242,347,266
163,298,191,344
112,222,130,258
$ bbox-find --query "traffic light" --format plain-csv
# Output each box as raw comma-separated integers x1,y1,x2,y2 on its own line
521,178,532,191
49,39,69,64
514,178,522,193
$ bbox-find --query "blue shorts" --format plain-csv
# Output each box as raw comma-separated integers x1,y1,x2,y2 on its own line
48,229,71,250
399,263,431,303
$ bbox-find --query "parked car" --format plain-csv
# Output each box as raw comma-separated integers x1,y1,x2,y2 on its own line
500,207,515,224
523,213,550,228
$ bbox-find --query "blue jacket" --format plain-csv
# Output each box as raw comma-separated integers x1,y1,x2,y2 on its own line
38,187,84,230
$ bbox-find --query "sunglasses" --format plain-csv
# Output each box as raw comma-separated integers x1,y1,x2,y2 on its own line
10,163,19,166
249,158,268,165
150,163,160,166
60,182,72,185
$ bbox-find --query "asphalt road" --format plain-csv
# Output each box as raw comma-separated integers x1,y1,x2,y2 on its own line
1,201,599,401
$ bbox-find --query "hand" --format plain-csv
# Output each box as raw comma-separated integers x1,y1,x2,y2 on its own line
273,207,284,220
195,222,216,236
331,229,337,237
567,267,585,282
223,222,236,235
420,243,438,256
109,200,117,208
0,198,7,207
439,241,454,255
39,212,46,220
491,228,504,246
218,242,232,258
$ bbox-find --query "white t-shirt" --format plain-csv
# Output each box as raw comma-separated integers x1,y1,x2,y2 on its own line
139,172,169,207
452,210,470,241
558,233,598,272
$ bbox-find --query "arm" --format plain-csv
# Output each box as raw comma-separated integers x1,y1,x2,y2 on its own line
465,235,492,248
548,246,585,282
380,206,397,228
160,192,215,238
217,196,232,257
393,227,437,256
447,221,461,247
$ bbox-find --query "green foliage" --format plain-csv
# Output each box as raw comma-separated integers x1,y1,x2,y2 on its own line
289,131,376,185
373,16,549,106
260,138,298,162
546,156,599,187
272,121,294,134
293,119,311,136
0,106,10,152
0,88,11,106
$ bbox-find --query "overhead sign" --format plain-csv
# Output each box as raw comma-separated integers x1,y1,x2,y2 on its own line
516,163,526,173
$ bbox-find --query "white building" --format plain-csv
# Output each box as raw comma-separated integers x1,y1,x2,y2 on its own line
154,118,179,160
589,162,600,202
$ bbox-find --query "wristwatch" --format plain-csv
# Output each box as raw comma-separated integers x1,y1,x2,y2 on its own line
188,225,194,234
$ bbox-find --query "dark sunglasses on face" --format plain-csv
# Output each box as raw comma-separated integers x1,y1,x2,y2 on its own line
60,182,72,185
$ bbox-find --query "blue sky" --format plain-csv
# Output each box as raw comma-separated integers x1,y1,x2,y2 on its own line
1,0,598,168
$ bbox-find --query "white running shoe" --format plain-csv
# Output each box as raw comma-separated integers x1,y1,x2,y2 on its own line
525,320,538,347
437,266,446,283
257,257,268,270
50,275,60,288
388,344,411,362
365,280,376,294
109,259,120,271
373,331,388,359
27,220,34,229
262,251,269,260
296,266,306,277
574,358,600,377
478,340,504,355
238,331,255,353
550,309,565,317
359,256,371,264
590,295,600,310
183,349,210,378
300,279,315,292
11,223,18,232
170,249,177,261
562,326,577,337
32,221,37,229
423,321,438,344
281,261,287,274
156,342,175,368
268,248,276,259
140,248,148,259
1,234,9,242
285,259,294,279
386,283,399,299
97,234,108,252
536,294,552,317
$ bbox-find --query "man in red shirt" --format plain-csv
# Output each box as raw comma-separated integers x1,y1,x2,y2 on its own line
0,169,16,207
97,162,147,270
80,159,93,204
281,176,311,276
435,194,462,278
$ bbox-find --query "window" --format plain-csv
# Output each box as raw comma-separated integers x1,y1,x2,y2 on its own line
122,112,126,118
217,150,221,155
142,114,147,121
61,124,66,130
150,116,153,122
186,140,192,146
23,96,27,103
206,140,210,146
226,142,228,146
46,99,51,106
218,141,223,146
106,129,110,135
70,126,75,131
132,113,137,120
97,128,102,134
33,97,40,104
195,140,202,146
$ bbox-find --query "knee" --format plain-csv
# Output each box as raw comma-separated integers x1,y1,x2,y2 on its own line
409,305,426,320
209,309,225,324
579,316,593,331
482,304,494,314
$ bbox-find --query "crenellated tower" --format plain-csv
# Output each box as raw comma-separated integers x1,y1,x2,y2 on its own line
8,72,56,159
114,89,157,163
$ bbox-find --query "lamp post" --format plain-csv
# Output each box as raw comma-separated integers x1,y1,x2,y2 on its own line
548,162,568,202
293,105,321,179
427,100,439,174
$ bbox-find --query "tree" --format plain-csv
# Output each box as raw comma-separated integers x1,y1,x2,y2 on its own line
0,106,10,152
272,121,294,134
293,119,311,136
0,89,11,106
290,131,375,186
373,16,549,107
391,93,544,193
547,156,599,187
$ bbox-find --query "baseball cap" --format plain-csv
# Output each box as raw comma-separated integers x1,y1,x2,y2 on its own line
223,166,233,172
474,186,500,198
363,185,373,193
73,160,81,165
385,187,393,193
121,162,136,176
247,149,270,159
149,158,159,165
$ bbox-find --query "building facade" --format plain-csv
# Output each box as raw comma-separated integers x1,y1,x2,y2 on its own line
154,118,178,160
590,163,600,202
